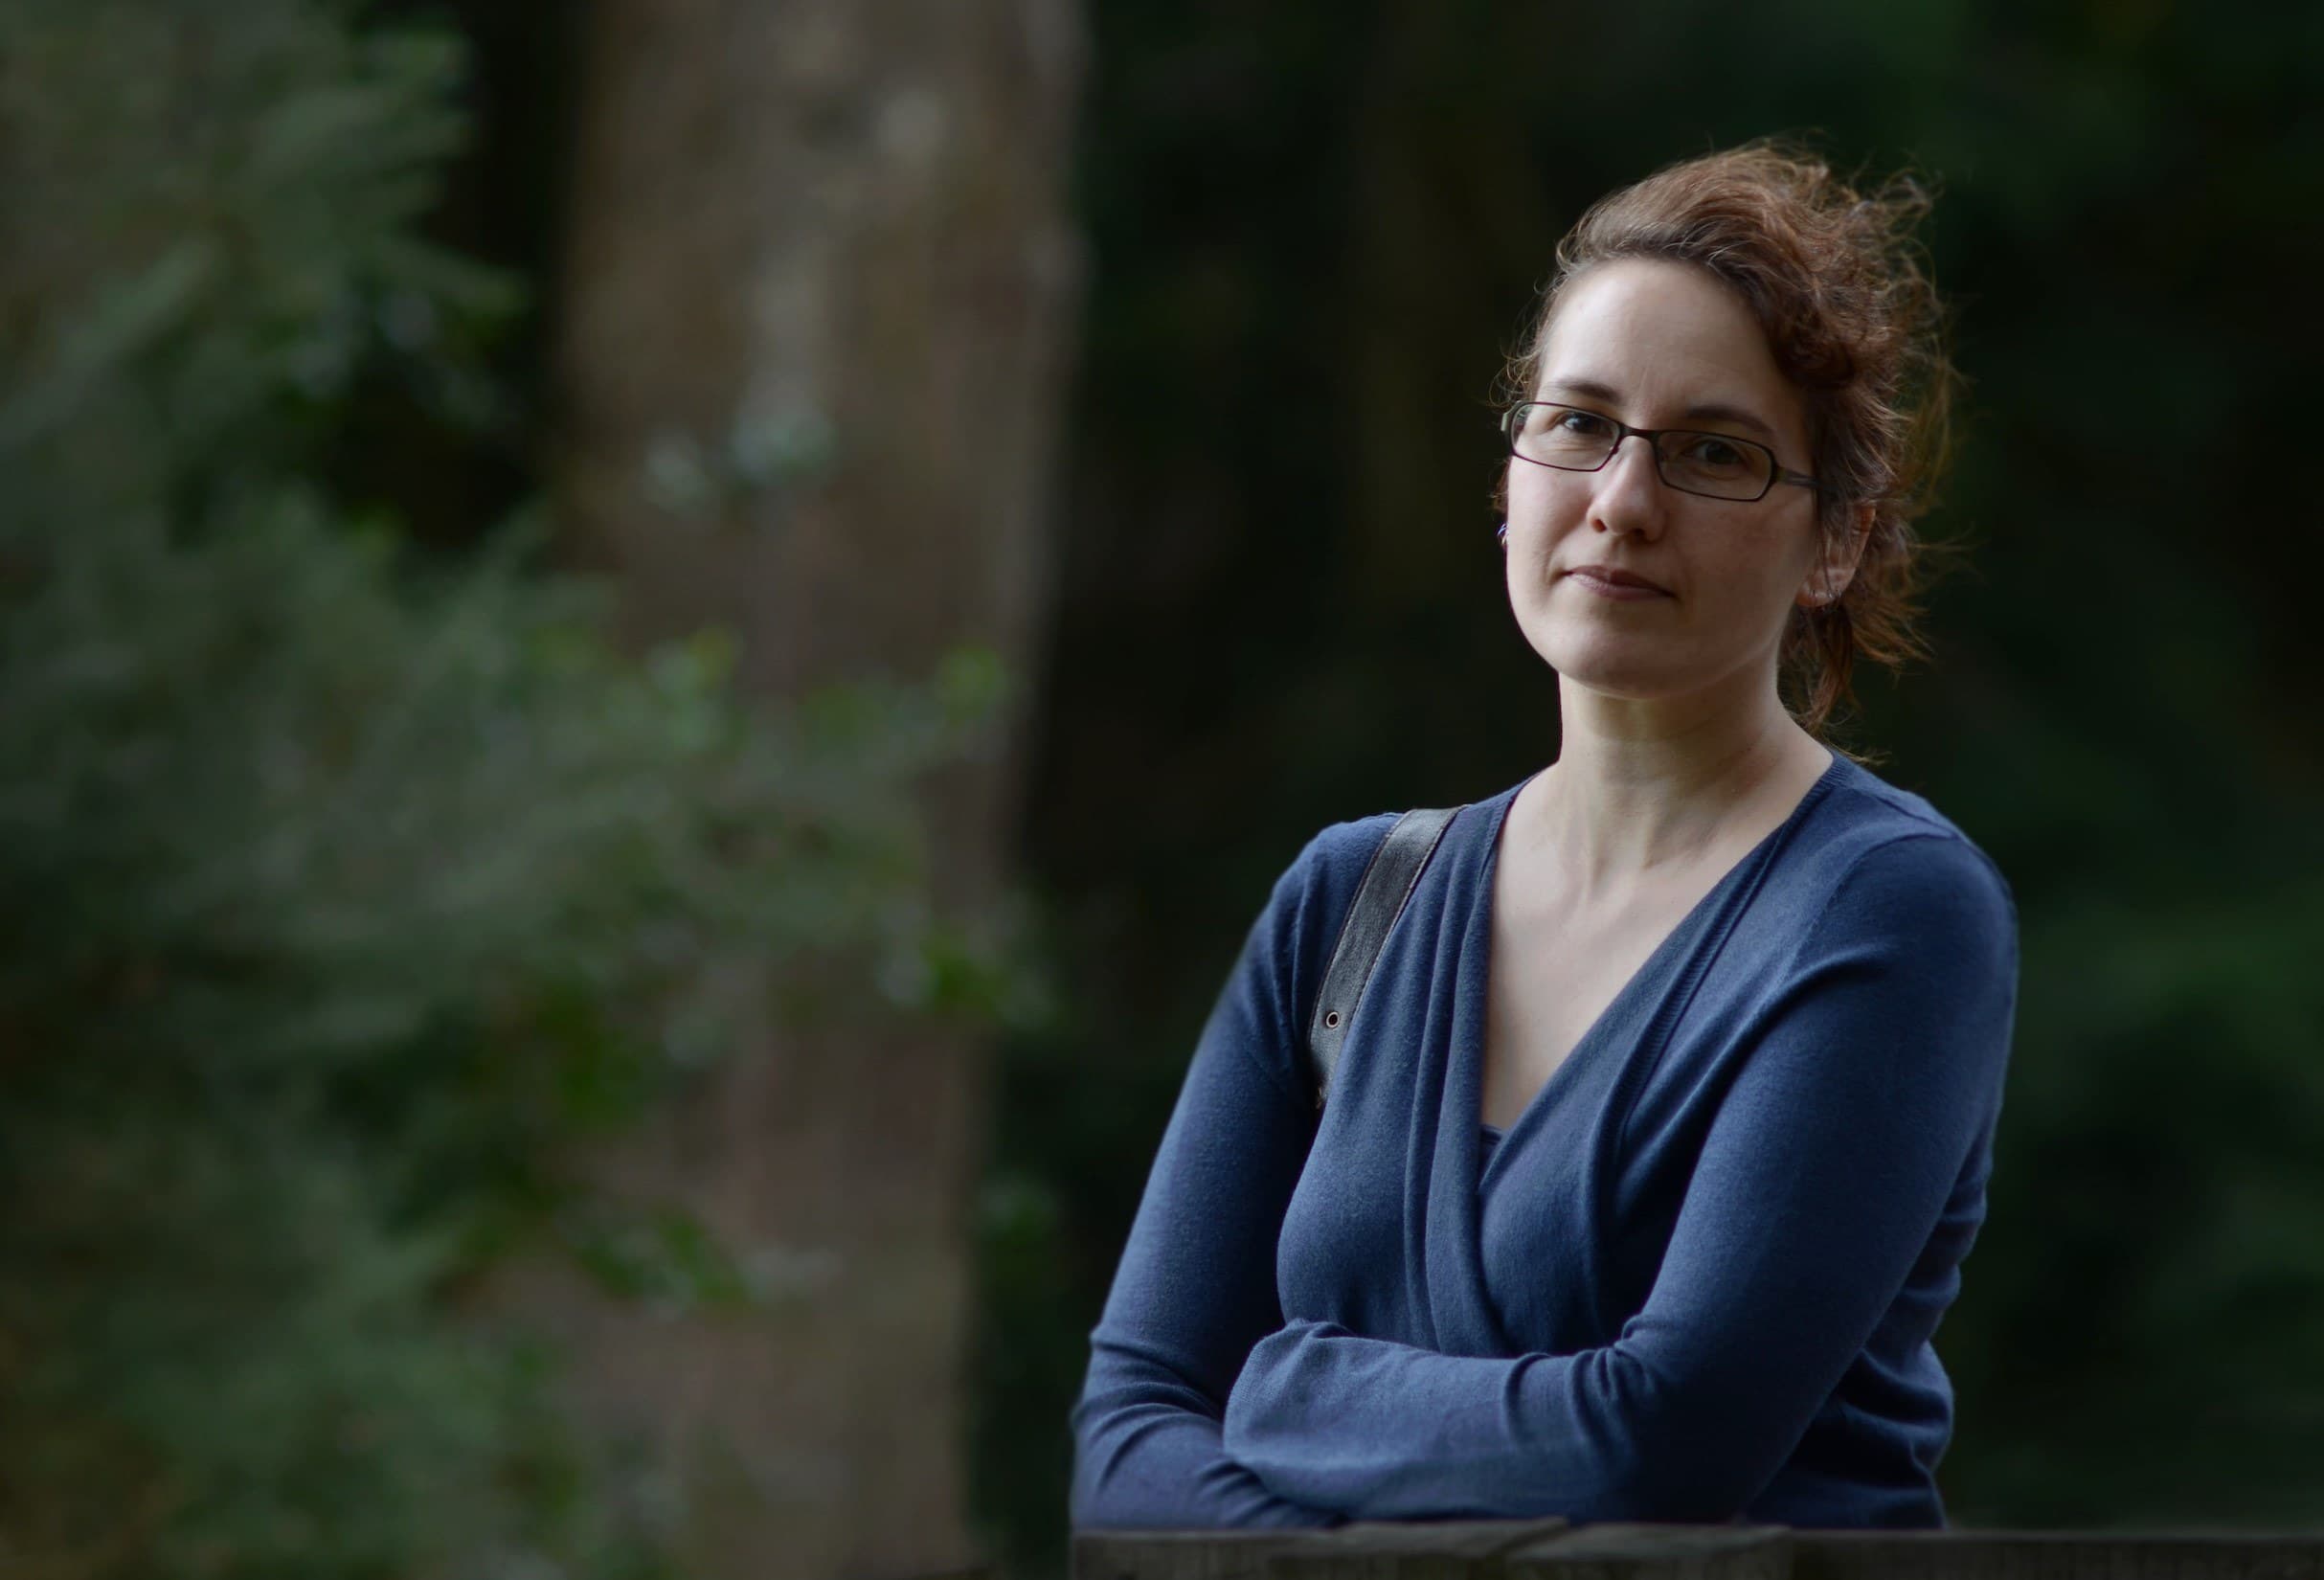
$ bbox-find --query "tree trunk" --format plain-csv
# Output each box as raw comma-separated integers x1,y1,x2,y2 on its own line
547,2,1082,1574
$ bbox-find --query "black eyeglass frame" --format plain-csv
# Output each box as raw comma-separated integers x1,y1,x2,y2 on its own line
1500,401,1820,503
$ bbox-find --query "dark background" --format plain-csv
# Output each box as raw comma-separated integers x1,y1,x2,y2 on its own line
985,0,2324,1568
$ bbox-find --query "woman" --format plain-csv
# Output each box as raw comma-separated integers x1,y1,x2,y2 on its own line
1068,142,2019,1531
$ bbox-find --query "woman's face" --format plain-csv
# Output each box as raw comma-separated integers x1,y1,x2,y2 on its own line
1503,258,1837,710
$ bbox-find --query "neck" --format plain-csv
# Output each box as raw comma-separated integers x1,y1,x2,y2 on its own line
1523,670,1830,895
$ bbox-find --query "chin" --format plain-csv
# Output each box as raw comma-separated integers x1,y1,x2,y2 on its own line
1527,621,1688,697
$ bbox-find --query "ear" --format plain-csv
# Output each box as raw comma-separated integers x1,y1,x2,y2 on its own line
1797,500,1875,610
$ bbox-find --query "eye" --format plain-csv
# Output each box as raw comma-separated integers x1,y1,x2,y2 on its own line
1670,432,1762,477
1512,403,1623,468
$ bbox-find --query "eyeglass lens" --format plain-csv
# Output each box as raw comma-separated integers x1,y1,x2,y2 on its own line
1508,403,1775,501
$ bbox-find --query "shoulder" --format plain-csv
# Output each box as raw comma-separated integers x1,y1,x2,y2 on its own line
1263,809,1406,961
1204,810,1407,1103
1790,756,2019,968
1270,793,1493,931
1290,808,1409,885
1249,796,1484,1017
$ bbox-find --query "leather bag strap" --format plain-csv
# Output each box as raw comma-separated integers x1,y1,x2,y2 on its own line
1306,804,1462,1110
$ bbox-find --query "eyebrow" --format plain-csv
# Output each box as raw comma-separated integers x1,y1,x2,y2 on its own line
1542,378,1781,443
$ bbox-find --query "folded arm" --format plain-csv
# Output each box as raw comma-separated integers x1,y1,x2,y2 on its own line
1069,826,1386,1530
1066,1012,1338,1528
1220,834,2019,1523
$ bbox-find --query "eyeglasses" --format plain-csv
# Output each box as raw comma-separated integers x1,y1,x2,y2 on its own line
1501,401,1819,503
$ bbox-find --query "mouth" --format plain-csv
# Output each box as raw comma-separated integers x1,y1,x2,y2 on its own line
1563,566,1670,598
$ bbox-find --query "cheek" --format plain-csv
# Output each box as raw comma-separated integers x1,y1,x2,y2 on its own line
1503,463,1563,528
1752,511,1826,601
1502,471,1582,565
1698,522,1822,644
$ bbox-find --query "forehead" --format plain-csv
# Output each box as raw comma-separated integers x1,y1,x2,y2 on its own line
1537,259,1806,443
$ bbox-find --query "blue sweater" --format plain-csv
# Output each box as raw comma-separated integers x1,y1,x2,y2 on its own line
1068,751,2019,1531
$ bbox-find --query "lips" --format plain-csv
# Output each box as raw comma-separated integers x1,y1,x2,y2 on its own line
1565,564,1670,595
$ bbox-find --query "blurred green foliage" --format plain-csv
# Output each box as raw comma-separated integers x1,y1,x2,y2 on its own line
977,0,2324,1571
0,3,1017,1574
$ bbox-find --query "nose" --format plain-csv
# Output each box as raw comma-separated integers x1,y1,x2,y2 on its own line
1587,433,1667,539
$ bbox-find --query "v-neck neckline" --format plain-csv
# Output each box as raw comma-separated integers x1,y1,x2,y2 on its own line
1467,748,1847,1168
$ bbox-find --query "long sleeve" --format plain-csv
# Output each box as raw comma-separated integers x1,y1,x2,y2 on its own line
1068,829,1373,1530
1218,832,2019,1524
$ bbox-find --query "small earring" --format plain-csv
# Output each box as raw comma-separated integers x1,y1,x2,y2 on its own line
1496,521,1509,549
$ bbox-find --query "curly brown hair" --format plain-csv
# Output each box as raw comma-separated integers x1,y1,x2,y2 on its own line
1498,140,1964,752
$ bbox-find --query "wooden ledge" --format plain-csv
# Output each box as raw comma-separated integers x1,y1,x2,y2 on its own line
1074,1524,2324,1580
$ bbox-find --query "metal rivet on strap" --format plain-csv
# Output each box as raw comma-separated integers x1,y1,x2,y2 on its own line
1322,1010,1342,1028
